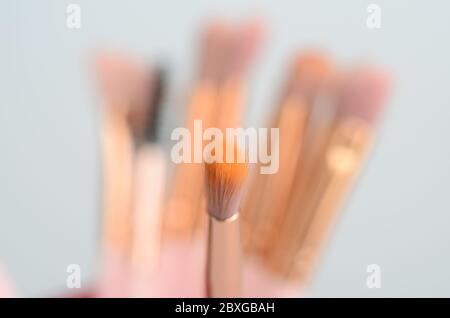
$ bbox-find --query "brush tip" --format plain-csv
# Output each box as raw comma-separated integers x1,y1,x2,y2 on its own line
288,51,336,98
338,66,391,125
204,143,248,221
231,19,265,74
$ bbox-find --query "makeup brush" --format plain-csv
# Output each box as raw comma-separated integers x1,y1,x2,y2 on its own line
94,53,136,297
163,22,230,238
129,66,167,296
94,54,135,256
259,53,337,257
269,66,391,281
242,52,335,255
95,53,161,296
289,67,391,282
193,20,264,236
204,143,248,297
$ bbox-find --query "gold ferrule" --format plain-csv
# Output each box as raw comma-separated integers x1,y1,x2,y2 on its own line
286,117,373,281
325,118,371,174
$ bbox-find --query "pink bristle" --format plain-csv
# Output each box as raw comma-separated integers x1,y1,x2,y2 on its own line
338,66,391,125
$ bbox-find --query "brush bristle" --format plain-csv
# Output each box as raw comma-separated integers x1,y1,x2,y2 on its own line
338,66,391,125
204,144,248,220
288,51,336,99
231,19,264,74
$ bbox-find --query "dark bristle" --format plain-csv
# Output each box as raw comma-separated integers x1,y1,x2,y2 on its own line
144,65,166,143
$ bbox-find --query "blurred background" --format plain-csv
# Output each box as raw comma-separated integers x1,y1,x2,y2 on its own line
1,0,450,297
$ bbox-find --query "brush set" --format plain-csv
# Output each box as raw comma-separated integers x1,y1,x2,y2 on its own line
0,18,391,298
92,19,391,298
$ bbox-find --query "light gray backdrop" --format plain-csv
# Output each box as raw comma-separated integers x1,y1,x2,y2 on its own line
1,0,449,297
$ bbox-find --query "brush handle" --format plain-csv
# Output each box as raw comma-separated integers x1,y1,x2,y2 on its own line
206,214,241,297
288,119,371,280
129,145,166,297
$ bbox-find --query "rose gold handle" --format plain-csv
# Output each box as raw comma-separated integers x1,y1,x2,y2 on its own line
207,214,241,297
